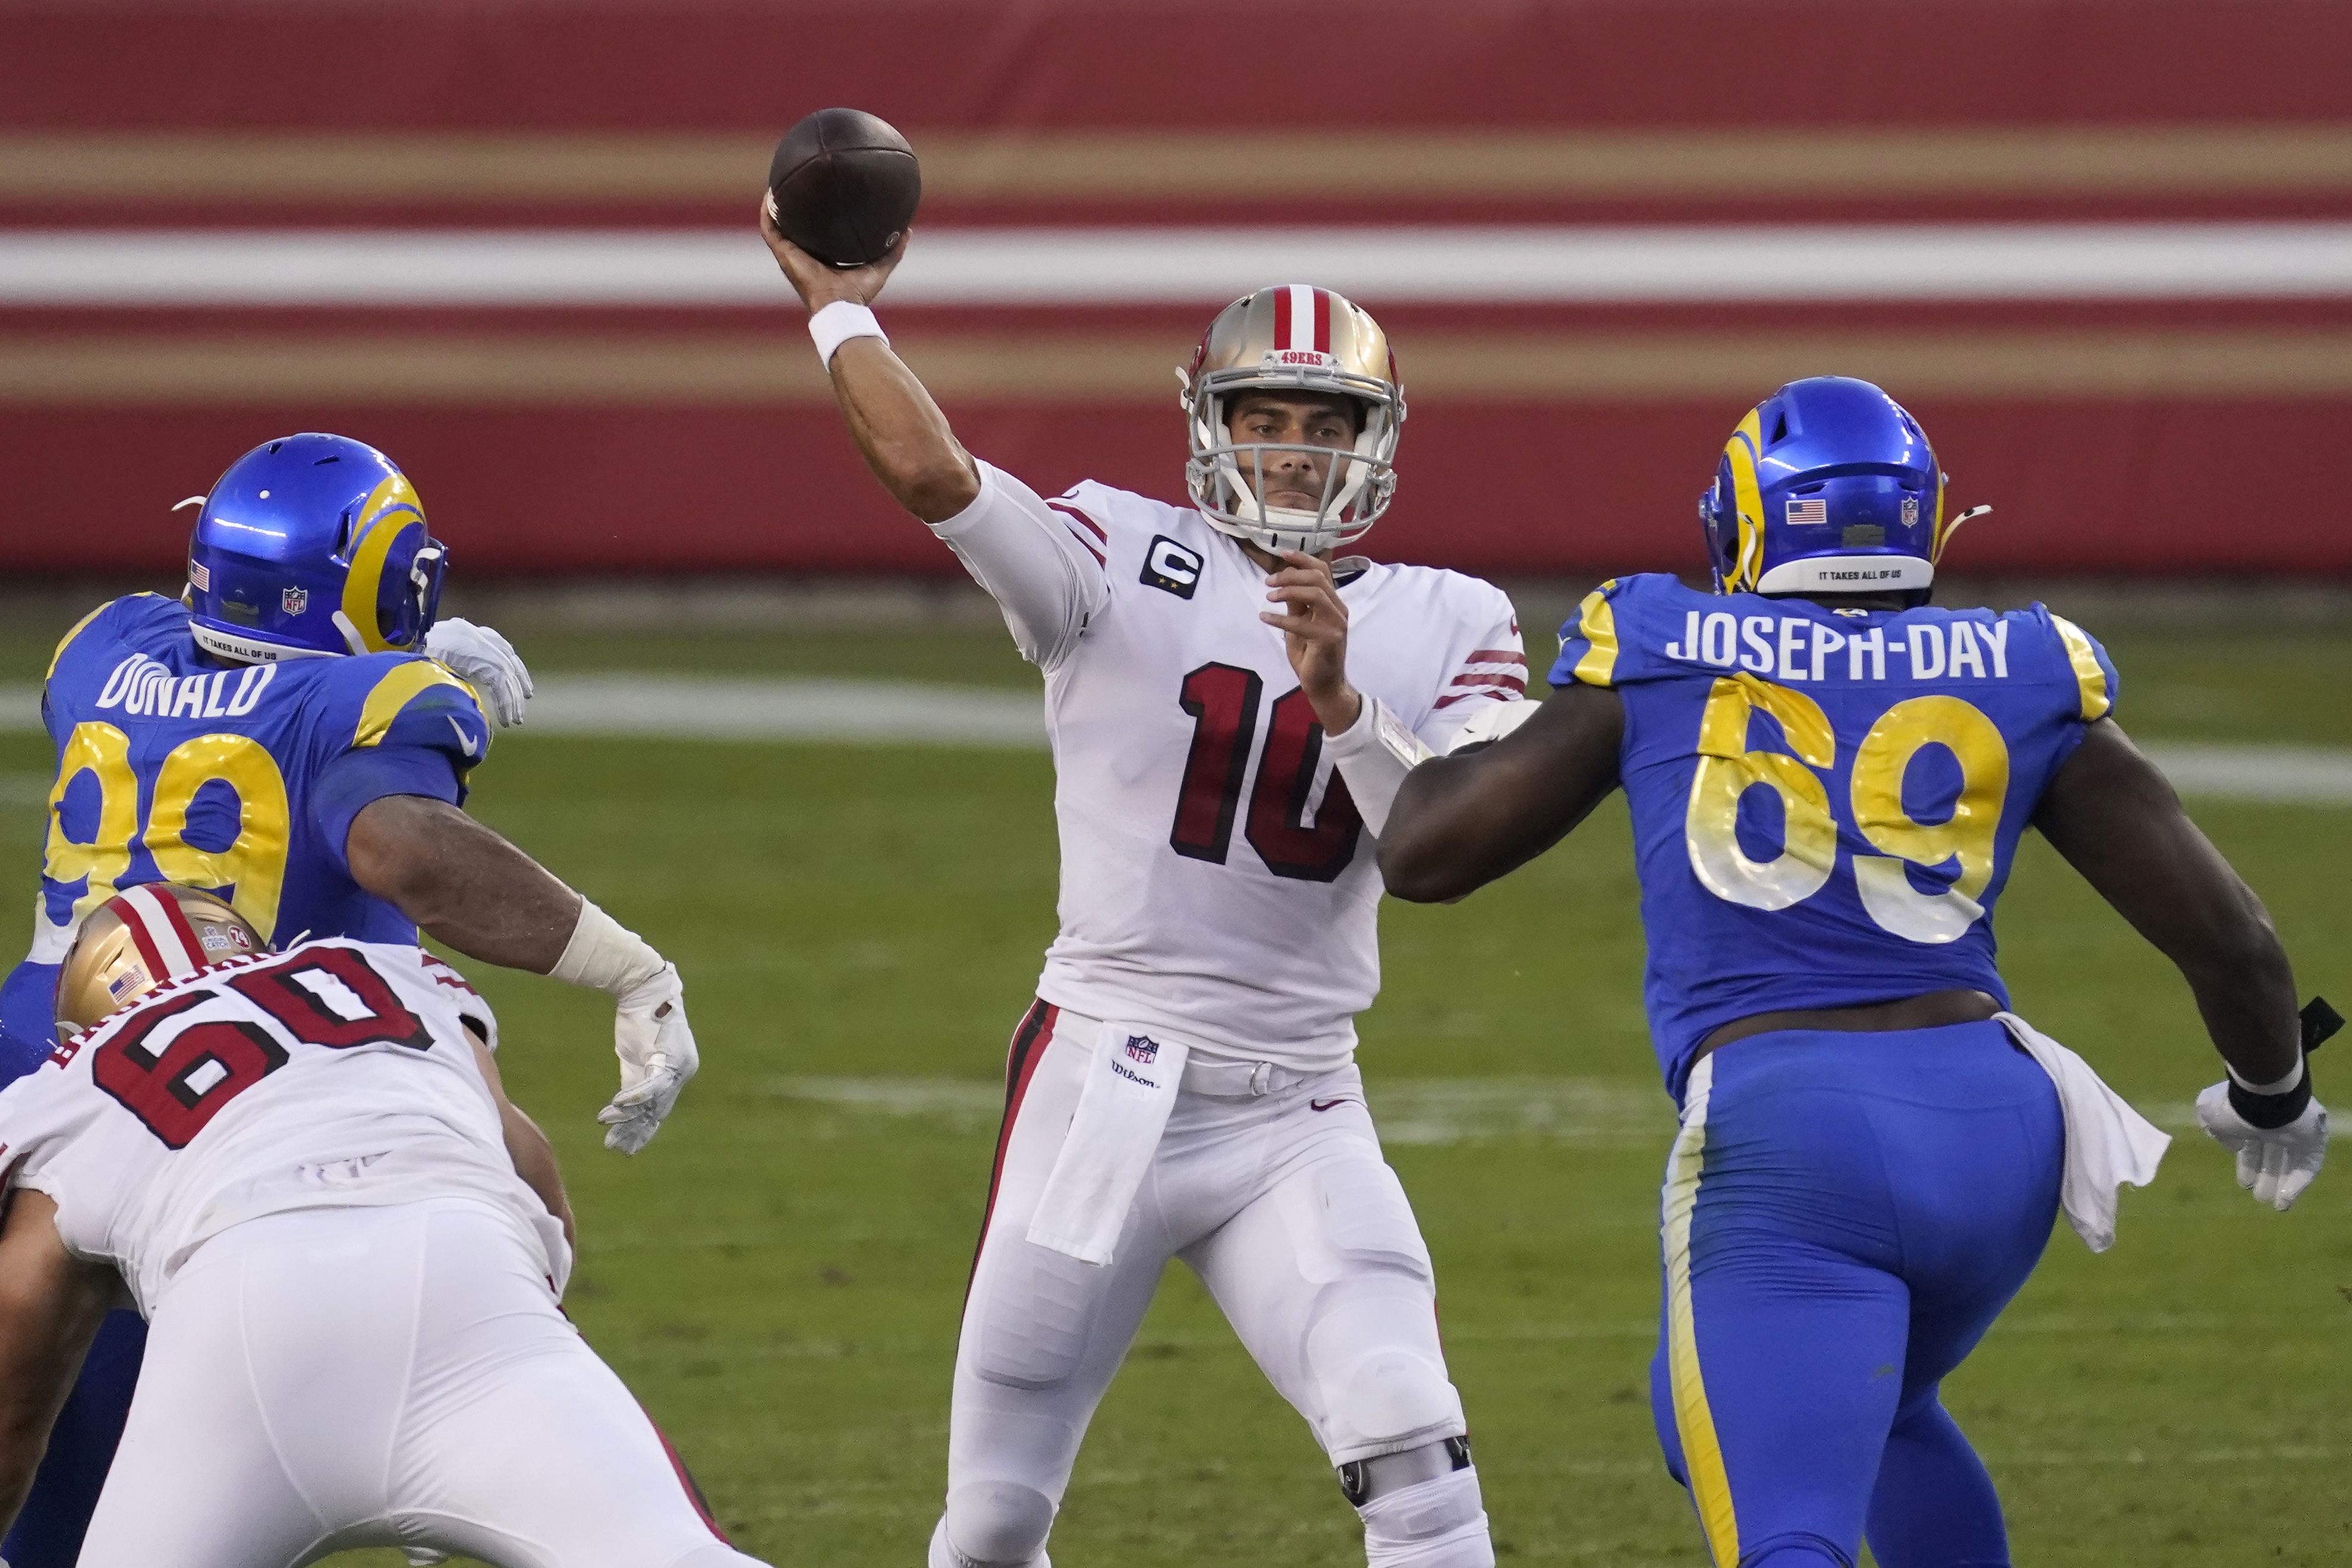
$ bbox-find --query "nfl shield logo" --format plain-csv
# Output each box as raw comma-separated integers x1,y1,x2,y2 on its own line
281,586,308,616
1123,1035,1160,1065
1901,496,1920,528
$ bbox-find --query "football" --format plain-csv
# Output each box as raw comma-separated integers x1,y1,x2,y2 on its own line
765,108,922,267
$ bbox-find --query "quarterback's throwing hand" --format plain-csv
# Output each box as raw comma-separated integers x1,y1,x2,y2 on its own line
2196,1079,2328,1210
596,962,700,1154
760,196,906,313
424,618,534,728
1262,550,1362,735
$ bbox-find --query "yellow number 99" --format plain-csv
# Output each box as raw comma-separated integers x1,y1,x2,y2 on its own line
43,723,291,938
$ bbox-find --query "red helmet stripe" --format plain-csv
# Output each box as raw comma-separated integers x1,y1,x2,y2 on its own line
115,884,201,981
1271,285,1292,350
1312,288,1333,354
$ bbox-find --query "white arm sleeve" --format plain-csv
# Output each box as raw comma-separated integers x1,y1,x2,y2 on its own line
1325,696,1432,840
930,459,1112,669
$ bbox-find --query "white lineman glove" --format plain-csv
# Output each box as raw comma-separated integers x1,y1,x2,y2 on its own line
550,899,700,1154
424,617,534,728
596,961,700,1155
2196,1079,2327,1211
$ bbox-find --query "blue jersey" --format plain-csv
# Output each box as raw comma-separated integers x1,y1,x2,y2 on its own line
2,594,490,1057
1550,573,2119,1100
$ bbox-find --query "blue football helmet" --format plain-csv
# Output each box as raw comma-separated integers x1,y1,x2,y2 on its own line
184,434,447,663
1699,377,1984,600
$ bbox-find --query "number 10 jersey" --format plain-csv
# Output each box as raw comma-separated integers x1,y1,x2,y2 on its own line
1550,572,2125,1102
933,463,1523,1071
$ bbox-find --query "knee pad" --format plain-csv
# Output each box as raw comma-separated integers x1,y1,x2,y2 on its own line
935,1481,1056,1568
1320,1345,1465,1461
1350,1449,1493,1568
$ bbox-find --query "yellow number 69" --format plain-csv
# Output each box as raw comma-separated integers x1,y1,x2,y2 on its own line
1683,679,2010,944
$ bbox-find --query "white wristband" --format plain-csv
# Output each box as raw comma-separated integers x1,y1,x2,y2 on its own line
549,899,666,997
809,300,887,370
2227,1057,2307,1097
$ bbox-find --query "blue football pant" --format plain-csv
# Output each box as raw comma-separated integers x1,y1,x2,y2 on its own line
2,959,148,1568
1648,1023,2063,1568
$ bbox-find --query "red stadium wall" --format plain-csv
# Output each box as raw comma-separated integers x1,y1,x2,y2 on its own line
2,0,2349,580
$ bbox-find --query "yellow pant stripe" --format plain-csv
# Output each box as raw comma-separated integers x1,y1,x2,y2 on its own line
1663,1054,1739,1566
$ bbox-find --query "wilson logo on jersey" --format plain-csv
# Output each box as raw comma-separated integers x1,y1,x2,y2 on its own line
1124,1035,1160,1064
1142,536,1204,600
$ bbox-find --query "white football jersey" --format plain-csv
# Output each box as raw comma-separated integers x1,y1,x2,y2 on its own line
933,464,1525,1069
0,940,566,1315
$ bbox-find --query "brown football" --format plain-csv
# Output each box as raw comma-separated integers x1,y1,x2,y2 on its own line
766,108,921,267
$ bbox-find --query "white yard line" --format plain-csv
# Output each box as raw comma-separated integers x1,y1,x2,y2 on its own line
767,1075,2215,1144
3,676,2345,803
5,223,2352,307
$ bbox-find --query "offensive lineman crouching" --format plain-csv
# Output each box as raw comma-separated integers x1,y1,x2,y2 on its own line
0,886,760,1568
764,211,1521,1568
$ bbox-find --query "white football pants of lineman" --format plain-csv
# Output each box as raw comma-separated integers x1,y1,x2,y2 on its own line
931,1009,1493,1568
77,1199,765,1568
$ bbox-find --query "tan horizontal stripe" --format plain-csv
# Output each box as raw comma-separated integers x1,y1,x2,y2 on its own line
5,126,2352,204
5,330,2351,405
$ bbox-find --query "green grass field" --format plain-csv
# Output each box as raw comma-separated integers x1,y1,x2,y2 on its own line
1,607,2347,1565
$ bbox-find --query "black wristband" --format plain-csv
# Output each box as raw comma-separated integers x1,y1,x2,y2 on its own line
2229,1069,2313,1131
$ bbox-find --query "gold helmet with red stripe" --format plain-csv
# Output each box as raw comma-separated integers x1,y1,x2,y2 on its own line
55,883,266,1034
1180,284,1405,555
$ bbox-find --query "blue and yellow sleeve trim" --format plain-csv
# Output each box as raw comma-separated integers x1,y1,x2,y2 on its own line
351,660,490,771
45,599,119,679
2047,613,2118,723
1549,578,1623,689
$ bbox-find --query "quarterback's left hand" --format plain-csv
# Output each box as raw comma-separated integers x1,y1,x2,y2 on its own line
2196,1080,2328,1210
1262,550,1361,735
424,618,534,728
594,962,699,1154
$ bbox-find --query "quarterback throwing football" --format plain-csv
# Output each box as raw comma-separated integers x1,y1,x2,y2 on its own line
764,212,1522,1568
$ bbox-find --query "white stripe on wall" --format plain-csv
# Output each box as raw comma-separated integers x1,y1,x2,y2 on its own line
4,223,2351,307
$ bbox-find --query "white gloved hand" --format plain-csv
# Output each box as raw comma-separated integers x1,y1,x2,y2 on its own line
2196,1080,2328,1211
423,617,534,728
594,961,700,1155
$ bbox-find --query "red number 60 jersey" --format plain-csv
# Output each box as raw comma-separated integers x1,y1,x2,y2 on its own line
0,940,566,1315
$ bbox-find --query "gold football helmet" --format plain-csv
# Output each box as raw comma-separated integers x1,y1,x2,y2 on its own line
1179,284,1404,555
55,883,266,1034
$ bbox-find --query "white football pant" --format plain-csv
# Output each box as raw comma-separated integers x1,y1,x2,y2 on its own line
78,1199,764,1568
934,1006,1486,1568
